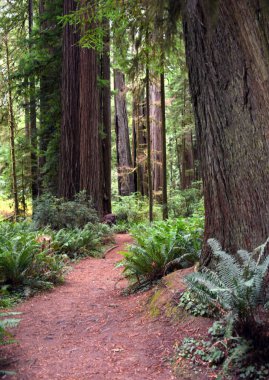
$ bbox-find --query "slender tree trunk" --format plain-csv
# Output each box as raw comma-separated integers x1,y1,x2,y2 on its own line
114,69,135,196
134,86,147,196
132,97,138,192
182,0,269,264
58,0,80,199
28,0,39,200
24,80,30,142
4,36,19,218
149,77,162,195
160,70,168,220
181,131,195,189
146,65,153,222
180,77,195,189
99,19,111,215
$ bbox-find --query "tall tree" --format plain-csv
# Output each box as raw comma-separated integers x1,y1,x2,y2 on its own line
146,63,153,222
4,35,19,218
182,0,269,263
99,18,111,214
79,44,103,214
114,69,135,196
38,0,63,194
160,66,168,220
149,77,162,195
28,0,39,199
58,0,80,199
133,84,148,196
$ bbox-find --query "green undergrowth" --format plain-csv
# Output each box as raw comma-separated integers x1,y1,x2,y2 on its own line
0,218,113,304
112,190,203,232
118,215,204,292
174,238,269,379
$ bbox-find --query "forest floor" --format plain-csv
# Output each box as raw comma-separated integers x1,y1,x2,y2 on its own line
1,234,214,380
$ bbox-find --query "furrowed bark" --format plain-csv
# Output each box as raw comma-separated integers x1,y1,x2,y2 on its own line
182,0,269,264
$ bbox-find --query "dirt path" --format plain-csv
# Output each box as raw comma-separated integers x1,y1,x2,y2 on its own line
1,234,181,380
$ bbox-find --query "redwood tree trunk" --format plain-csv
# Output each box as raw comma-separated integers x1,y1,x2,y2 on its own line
182,0,269,264
114,69,135,196
149,78,162,195
133,87,148,196
99,20,111,214
58,0,80,199
79,45,102,215
146,65,153,222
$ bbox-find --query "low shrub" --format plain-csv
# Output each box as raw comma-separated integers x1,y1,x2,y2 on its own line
0,222,66,289
32,191,99,230
118,216,203,288
112,193,162,226
185,238,269,342
168,186,203,218
179,238,269,379
51,222,113,258
178,289,219,318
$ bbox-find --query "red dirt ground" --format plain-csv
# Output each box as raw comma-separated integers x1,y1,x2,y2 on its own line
1,234,213,380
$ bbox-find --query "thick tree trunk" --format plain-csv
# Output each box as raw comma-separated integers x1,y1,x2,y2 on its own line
146,66,153,222
114,70,135,196
58,0,80,199
149,78,162,195
79,45,102,215
160,71,168,220
99,20,111,214
182,0,269,264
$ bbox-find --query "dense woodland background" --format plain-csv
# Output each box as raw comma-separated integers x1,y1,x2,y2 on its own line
0,0,200,218
1,1,269,378
0,0,269,262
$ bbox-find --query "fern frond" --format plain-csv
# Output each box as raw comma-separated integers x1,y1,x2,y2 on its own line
207,238,222,253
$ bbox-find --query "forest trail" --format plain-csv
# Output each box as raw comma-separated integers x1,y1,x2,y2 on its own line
2,234,179,380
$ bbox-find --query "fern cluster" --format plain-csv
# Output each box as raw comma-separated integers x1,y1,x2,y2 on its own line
0,222,65,289
185,239,269,341
51,222,112,258
119,217,202,287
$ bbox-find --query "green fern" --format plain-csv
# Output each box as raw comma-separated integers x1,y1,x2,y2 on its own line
185,238,269,340
119,219,201,287
0,312,21,346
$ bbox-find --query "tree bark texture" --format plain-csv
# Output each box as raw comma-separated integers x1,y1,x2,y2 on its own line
182,0,269,263
132,97,138,192
99,20,112,214
114,70,135,196
160,71,168,220
134,90,148,196
146,66,153,222
79,45,103,215
149,77,162,195
58,0,80,199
